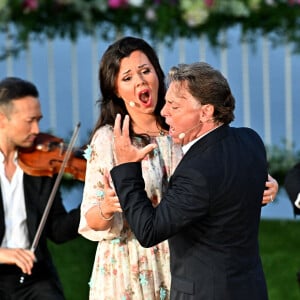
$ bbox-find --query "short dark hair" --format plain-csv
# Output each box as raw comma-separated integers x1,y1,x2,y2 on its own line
0,77,39,106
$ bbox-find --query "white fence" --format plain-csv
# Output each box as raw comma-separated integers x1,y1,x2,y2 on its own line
0,26,299,151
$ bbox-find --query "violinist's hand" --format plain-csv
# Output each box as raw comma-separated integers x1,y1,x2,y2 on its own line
262,174,279,205
113,114,157,165
0,247,35,275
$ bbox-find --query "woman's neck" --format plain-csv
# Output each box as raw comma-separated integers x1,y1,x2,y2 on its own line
131,114,165,136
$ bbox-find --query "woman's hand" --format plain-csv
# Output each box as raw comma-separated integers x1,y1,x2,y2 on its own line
262,174,279,204
113,114,157,165
85,172,122,230
99,173,123,219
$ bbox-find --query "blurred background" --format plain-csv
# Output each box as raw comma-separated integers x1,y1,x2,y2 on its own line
1,0,299,219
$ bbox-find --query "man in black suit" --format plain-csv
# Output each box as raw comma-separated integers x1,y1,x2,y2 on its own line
0,77,80,299
110,62,269,299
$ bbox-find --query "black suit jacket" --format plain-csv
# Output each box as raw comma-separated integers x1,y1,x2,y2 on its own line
0,173,80,278
284,162,300,216
111,125,269,300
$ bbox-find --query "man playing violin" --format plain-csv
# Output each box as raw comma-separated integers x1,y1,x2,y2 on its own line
0,77,80,300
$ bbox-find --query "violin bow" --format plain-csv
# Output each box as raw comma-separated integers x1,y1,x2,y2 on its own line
20,122,81,284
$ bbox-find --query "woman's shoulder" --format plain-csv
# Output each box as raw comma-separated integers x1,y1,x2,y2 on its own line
91,125,113,142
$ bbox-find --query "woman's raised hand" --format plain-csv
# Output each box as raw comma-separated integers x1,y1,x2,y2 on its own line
113,114,157,165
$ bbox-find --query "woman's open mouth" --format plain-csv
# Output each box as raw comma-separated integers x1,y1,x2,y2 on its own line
138,89,152,107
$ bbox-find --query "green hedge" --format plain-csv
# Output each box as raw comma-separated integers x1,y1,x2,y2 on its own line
49,220,300,300
266,143,300,186
48,237,96,300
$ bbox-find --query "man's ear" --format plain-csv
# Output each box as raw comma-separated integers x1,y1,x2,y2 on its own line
0,111,8,128
200,104,214,123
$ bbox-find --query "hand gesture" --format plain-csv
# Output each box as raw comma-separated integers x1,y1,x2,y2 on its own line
100,172,123,217
85,172,122,229
113,114,157,165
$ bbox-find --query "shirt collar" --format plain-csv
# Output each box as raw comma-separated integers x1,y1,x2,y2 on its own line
0,150,18,164
181,124,223,154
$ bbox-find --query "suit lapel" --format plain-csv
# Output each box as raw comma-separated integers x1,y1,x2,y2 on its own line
177,125,229,169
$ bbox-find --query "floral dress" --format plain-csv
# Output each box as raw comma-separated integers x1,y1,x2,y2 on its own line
78,125,182,300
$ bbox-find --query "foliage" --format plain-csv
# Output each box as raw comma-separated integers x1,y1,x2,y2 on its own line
61,173,84,189
259,220,300,299
49,220,300,299
48,237,96,300
266,142,300,186
1,0,300,59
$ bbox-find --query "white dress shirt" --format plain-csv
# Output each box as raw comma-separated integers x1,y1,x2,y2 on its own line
0,151,30,249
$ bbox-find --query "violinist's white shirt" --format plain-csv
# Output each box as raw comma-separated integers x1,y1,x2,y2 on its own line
0,151,30,249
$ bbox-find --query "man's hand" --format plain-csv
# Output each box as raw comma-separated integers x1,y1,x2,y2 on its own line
0,247,36,275
113,114,157,165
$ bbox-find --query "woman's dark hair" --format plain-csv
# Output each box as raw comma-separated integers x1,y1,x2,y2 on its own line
90,36,167,141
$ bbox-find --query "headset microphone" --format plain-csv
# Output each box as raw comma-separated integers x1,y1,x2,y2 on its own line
178,122,202,140
178,132,186,139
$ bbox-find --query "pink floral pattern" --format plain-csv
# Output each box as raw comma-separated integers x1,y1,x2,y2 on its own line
79,125,182,300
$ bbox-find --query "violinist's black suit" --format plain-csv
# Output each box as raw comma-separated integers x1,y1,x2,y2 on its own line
0,174,80,300
111,125,269,300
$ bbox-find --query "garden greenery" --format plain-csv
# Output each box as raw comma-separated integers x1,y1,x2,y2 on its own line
266,143,300,186
1,0,300,59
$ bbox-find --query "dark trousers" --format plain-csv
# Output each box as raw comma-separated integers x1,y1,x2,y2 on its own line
0,262,65,300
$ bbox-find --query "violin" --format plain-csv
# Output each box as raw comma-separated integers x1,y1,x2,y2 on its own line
18,132,86,181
